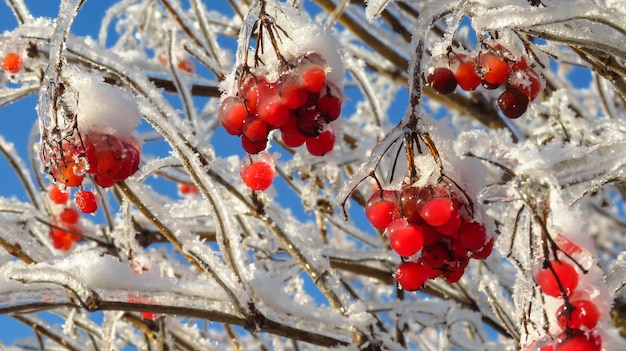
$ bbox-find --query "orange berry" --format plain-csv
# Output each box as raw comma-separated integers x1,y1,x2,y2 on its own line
2,52,23,74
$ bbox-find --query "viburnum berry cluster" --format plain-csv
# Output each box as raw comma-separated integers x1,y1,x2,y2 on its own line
366,182,493,291
529,235,605,351
48,185,82,251
42,131,140,214
218,0,344,192
426,46,544,119
219,54,342,157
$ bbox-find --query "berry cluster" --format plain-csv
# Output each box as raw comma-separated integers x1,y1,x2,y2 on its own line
43,131,140,214
48,185,82,251
365,183,493,291
219,54,342,157
1,52,23,74
532,244,603,351
426,48,543,119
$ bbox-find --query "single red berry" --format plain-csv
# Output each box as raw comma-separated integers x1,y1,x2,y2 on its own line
218,96,248,136
280,77,308,109
241,135,267,154
386,219,425,257
306,129,335,156
365,190,399,230
498,87,529,119
459,222,488,251
59,207,80,224
177,57,194,73
242,117,270,143
301,64,326,93
480,53,511,85
427,67,457,94
395,261,436,291
554,329,602,351
419,197,453,227
240,157,275,191
455,62,481,91
259,99,290,127
49,185,70,204
317,95,342,122
556,300,601,330
281,131,306,148
179,183,199,194
53,161,84,188
2,52,23,74
442,267,466,284
75,190,98,214
436,209,462,238
113,141,141,181
535,259,579,298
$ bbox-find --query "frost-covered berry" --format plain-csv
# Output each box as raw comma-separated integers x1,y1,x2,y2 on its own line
480,53,511,85
498,87,529,119
427,67,457,94
49,185,70,204
455,61,481,91
240,152,275,191
218,96,248,136
75,190,98,214
535,259,579,298
2,52,23,74
556,300,600,330
554,329,602,351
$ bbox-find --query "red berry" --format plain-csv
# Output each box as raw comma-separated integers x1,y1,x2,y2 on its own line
180,183,199,194
556,300,601,330
555,329,602,351
306,129,335,156
480,53,511,85
2,52,23,74
114,141,141,181
241,135,267,154
459,222,488,251
50,226,80,251
419,197,453,227
218,96,248,135
436,208,462,238
301,64,326,93
259,99,290,127
53,161,84,187
397,186,427,225
240,154,275,191
281,131,306,148
535,259,579,298
498,87,529,119
317,95,342,122
280,78,308,109
510,68,542,101
75,190,98,214
242,117,270,143
177,57,194,73
59,208,80,224
395,261,436,291
365,191,399,230
386,219,425,257
427,67,457,94
455,62,481,91
49,185,70,204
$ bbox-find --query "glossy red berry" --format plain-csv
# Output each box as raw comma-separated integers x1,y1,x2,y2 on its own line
180,183,199,194
280,77,308,109
395,261,436,291
242,117,270,143
306,129,335,156
535,259,579,298
480,53,511,85
75,190,98,214
281,131,306,148
455,62,481,91
386,219,425,257
318,95,342,122
459,222,488,251
301,64,326,93
556,300,601,330
427,67,457,94
49,185,70,204
2,52,23,74
419,197,453,227
218,97,248,136
241,135,267,154
259,99,290,127
365,191,399,230
498,87,529,119
471,238,494,259
240,157,275,191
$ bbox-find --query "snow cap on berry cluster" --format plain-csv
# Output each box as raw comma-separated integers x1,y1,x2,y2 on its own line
221,1,344,96
67,71,141,140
